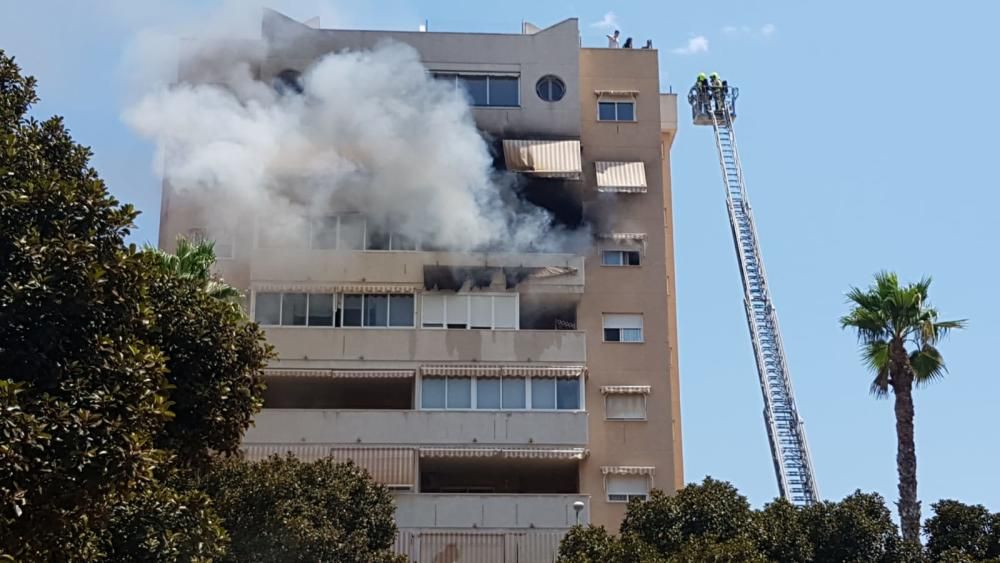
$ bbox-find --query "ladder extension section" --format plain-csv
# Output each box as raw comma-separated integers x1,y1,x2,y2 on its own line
710,108,819,506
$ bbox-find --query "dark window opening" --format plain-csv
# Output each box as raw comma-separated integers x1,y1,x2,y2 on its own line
519,296,578,330
420,458,579,494
536,75,566,102
262,376,412,409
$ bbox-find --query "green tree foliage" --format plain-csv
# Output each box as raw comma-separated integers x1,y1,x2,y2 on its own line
799,491,903,563
841,272,965,543
925,500,1000,562
0,48,170,560
621,477,762,558
558,481,948,563
145,237,242,304
199,455,406,563
0,49,271,560
99,483,228,562
143,260,270,467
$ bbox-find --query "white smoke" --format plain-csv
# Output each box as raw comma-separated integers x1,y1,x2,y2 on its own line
125,36,582,252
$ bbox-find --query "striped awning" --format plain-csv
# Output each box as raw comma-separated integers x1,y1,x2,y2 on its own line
420,365,585,379
241,443,332,462
503,140,582,179
328,447,416,488
601,466,656,476
264,369,415,379
242,445,416,488
600,385,651,395
252,282,421,294
595,89,639,97
503,365,586,378
420,447,588,460
596,161,647,193
598,232,648,242
421,365,503,378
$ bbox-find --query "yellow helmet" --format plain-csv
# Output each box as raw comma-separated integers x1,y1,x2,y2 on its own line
710,72,719,79
698,72,707,80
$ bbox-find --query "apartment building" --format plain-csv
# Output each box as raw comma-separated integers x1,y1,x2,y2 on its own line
158,9,681,562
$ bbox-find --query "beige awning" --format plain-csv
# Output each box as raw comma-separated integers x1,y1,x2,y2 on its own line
329,447,416,488
421,365,503,378
600,385,652,395
595,89,639,97
420,447,588,460
252,282,421,294
503,365,586,378
598,232,648,242
503,140,582,178
264,369,415,379
596,161,647,193
421,365,585,379
601,465,656,476
241,443,332,462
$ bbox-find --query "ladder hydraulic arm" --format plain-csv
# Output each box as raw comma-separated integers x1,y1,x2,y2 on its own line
689,85,819,506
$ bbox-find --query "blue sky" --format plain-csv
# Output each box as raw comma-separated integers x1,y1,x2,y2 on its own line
3,0,997,513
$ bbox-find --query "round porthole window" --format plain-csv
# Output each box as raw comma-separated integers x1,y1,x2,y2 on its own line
536,75,566,102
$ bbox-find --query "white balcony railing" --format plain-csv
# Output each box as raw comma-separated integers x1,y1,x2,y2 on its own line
394,493,590,529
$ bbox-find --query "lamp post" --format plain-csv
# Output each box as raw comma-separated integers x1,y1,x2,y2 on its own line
572,501,585,525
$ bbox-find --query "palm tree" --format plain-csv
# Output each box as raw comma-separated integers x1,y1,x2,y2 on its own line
145,237,242,304
840,271,965,544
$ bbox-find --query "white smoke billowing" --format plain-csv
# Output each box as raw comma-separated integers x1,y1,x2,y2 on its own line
125,36,582,252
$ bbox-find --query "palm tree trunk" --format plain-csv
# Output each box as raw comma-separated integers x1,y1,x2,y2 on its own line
891,341,921,544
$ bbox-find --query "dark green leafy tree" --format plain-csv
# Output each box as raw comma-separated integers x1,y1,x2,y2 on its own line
145,237,241,304
142,256,270,467
99,482,228,562
199,455,406,563
0,49,171,560
799,491,903,563
754,499,813,563
621,477,763,558
924,500,1000,562
841,272,965,544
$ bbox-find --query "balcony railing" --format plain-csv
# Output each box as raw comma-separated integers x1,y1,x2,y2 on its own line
243,409,588,447
394,493,590,529
264,327,587,366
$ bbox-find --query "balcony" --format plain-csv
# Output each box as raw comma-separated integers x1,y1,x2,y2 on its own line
250,250,585,292
660,93,678,134
243,409,588,447
394,494,590,529
265,327,587,367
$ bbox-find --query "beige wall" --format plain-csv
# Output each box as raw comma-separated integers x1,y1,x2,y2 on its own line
244,409,588,446
262,10,581,137
577,48,682,527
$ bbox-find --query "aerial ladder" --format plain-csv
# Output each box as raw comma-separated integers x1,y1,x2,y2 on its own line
688,79,819,506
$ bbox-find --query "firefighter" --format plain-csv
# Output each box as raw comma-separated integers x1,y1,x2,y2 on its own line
710,72,724,112
695,73,709,113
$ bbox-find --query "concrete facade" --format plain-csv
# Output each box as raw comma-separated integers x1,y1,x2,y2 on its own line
160,10,681,561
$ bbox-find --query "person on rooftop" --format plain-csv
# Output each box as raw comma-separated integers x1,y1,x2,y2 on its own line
607,30,620,48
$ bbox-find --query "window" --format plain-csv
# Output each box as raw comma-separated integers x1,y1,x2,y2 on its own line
307,293,335,326
254,292,337,327
603,314,644,343
606,475,650,503
338,215,366,250
606,394,647,420
602,250,641,266
254,293,281,325
273,69,303,95
342,294,415,328
476,379,501,409
531,378,581,410
435,73,520,107
536,75,566,102
598,100,636,122
280,293,307,326
421,377,472,409
501,377,526,409
419,375,578,411
422,293,519,330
